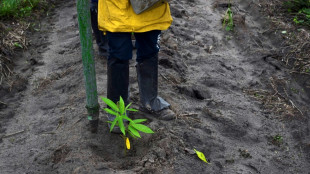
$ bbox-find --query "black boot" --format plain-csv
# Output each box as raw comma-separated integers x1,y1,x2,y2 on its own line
90,2,108,57
107,57,129,133
136,54,175,120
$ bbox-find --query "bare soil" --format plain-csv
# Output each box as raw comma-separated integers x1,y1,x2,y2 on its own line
1,0,310,173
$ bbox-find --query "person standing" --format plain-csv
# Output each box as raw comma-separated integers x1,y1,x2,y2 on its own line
98,0,174,130
90,0,108,57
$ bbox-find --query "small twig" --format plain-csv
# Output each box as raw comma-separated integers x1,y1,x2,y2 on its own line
160,73,176,85
70,116,83,129
179,113,199,117
0,100,7,105
41,132,56,135
181,95,187,102
3,130,25,138
181,59,188,68
56,121,63,130
289,100,303,116
4,64,13,74
290,71,310,76
0,55,12,62
160,73,169,81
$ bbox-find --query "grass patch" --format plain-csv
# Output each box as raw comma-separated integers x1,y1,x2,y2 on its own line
0,0,43,18
284,0,310,27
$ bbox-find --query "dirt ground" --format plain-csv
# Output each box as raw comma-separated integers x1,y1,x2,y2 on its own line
1,0,310,173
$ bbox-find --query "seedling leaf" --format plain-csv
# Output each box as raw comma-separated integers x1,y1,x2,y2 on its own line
125,103,132,110
109,117,118,132
104,108,118,116
100,97,119,112
132,119,147,124
121,115,133,122
132,124,154,134
128,125,141,138
128,131,138,139
118,118,126,135
119,96,125,115
194,149,210,164
127,108,138,112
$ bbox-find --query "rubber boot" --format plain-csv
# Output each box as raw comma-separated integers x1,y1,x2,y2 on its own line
107,57,129,133
90,2,108,57
136,54,175,120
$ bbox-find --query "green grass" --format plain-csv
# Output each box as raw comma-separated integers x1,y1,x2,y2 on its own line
284,0,310,27
222,0,234,31
0,0,41,18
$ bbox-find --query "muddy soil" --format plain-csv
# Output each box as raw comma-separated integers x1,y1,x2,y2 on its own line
1,0,310,173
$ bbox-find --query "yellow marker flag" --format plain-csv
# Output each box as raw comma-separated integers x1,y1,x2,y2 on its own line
194,149,210,164
126,137,131,150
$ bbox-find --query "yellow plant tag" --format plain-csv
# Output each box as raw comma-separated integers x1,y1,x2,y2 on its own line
126,137,130,150
194,149,210,164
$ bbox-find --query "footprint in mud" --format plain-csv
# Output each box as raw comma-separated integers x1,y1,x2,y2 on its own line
52,145,71,164
263,55,282,70
159,58,173,69
177,84,211,100
170,6,188,19
202,108,248,138
36,94,60,110
158,56,187,83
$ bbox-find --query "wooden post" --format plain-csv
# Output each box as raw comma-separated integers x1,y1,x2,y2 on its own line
76,0,99,133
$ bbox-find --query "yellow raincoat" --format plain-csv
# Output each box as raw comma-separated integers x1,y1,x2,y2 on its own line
98,0,173,32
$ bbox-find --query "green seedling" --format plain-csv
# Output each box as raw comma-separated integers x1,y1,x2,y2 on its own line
274,135,283,142
222,0,234,31
272,135,283,146
290,87,299,93
0,0,41,18
284,0,310,27
101,96,154,150
14,42,23,48
239,149,252,158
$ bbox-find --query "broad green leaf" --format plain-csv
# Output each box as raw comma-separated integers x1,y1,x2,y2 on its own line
127,108,138,112
132,119,147,124
194,149,210,164
128,125,141,138
119,96,125,115
132,124,154,134
87,116,92,120
109,117,118,132
118,118,126,135
100,96,119,112
104,108,118,116
128,131,138,139
302,8,310,15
